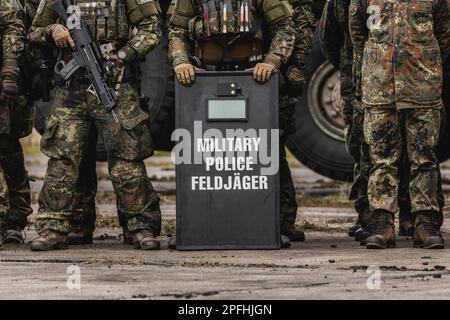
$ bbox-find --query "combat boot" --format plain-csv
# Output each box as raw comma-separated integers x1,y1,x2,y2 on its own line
132,229,160,250
123,226,134,245
365,211,396,249
3,227,24,244
168,236,176,250
30,230,68,251
413,212,444,249
67,224,93,245
284,227,305,242
281,235,291,248
348,223,361,237
354,227,371,243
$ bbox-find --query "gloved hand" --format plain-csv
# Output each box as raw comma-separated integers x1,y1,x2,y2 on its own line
48,24,75,49
108,53,125,69
174,63,196,87
0,67,20,102
253,63,275,83
287,66,305,97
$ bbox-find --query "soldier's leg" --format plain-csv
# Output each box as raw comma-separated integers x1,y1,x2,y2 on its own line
364,107,400,249
68,125,98,245
405,108,444,249
31,85,91,251
432,108,446,229
347,104,371,239
279,96,302,244
94,83,161,250
0,138,32,244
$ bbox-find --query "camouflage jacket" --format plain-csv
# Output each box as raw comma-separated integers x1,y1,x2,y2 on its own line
349,0,450,108
28,0,162,63
0,0,25,70
168,0,296,69
290,0,315,66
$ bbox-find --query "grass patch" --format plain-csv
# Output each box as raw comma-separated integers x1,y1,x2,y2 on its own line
297,193,352,208
297,216,348,233
162,219,176,236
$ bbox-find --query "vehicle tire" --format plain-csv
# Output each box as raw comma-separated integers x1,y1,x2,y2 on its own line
286,30,354,181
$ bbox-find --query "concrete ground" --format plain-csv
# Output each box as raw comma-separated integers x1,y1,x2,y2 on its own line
1,153,450,300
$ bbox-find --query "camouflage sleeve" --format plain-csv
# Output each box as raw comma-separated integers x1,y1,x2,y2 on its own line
290,0,315,65
319,0,344,68
0,0,26,69
261,0,296,68
167,0,196,68
121,0,162,62
433,0,450,60
348,0,368,99
28,0,58,45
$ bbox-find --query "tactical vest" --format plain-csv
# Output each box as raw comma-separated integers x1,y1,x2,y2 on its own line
192,0,264,66
72,0,130,43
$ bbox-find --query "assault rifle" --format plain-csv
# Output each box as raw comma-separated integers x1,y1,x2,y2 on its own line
49,0,119,122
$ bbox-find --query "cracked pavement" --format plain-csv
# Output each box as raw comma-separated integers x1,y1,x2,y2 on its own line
1,154,450,299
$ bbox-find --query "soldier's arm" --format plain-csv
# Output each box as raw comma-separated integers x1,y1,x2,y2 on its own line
348,0,368,99
433,0,450,61
28,0,58,45
121,0,162,63
167,0,196,68
0,0,26,71
261,0,296,69
290,0,315,67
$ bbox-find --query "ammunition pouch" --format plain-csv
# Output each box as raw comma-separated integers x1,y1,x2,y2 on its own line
127,0,160,25
262,0,292,23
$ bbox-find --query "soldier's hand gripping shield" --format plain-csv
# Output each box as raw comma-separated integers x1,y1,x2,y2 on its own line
174,71,281,250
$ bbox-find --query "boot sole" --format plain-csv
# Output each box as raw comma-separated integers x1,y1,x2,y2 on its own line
30,243,68,251
134,242,161,250
366,241,396,249
413,242,445,249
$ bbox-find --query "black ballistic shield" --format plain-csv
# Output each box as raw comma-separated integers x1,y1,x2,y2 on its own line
175,71,280,250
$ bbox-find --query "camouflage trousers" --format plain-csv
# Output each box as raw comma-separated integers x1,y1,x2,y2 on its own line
70,125,98,231
0,136,32,231
279,95,298,234
70,127,129,231
36,80,161,235
364,106,443,222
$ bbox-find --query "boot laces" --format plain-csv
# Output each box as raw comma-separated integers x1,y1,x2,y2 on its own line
417,220,440,236
369,213,392,234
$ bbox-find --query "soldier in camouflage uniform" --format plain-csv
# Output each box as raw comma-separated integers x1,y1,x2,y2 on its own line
29,0,163,251
168,0,297,247
0,0,28,248
350,0,450,249
279,0,315,243
318,0,440,242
